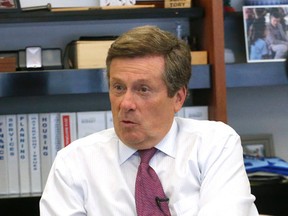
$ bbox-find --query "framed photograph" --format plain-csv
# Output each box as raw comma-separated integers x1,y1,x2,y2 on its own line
241,134,275,157
0,0,20,11
243,5,288,63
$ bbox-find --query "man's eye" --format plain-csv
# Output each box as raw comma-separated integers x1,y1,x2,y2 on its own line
138,86,150,93
112,84,125,93
115,85,123,90
141,87,148,92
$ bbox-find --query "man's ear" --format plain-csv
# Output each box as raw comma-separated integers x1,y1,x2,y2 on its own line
174,87,187,113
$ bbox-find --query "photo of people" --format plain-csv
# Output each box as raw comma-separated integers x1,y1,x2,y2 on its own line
243,5,288,62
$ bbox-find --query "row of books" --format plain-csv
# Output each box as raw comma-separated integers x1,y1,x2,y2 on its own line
0,106,208,197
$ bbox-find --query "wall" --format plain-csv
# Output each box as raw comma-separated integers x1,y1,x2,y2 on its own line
0,19,189,51
227,85,288,161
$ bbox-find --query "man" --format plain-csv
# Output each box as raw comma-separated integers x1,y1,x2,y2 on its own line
266,10,288,59
40,25,258,215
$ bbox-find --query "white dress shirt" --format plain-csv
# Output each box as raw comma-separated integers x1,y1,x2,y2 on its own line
40,117,259,216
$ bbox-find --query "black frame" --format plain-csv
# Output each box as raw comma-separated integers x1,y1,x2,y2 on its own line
0,0,20,12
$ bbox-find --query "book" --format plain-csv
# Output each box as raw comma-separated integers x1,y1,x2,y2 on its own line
60,112,77,147
175,108,185,117
50,113,62,162
191,51,208,65
0,115,8,195
39,113,52,190
183,106,208,120
28,113,42,194
105,111,114,129
6,115,20,194
67,40,115,69
17,114,31,195
77,111,106,138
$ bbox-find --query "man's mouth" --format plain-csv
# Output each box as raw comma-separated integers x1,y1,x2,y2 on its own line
121,119,138,127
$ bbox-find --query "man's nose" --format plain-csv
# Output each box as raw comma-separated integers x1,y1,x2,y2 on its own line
119,90,137,111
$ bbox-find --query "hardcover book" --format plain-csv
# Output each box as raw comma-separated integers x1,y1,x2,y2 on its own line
28,113,42,194
17,114,31,194
50,113,62,162
175,108,185,118
0,115,8,195
6,115,20,194
77,111,106,138
66,39,115,69
60,112,77,147
39,113,52,190
105,111,114,129
184,106,208,120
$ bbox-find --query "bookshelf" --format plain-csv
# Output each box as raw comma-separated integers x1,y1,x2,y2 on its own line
0,66,210,97
0,0,227,213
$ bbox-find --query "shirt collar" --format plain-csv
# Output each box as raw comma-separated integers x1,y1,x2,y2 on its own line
118,119,178,165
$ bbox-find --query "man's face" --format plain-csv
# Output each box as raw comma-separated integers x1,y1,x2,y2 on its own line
271,16,280,27
109,56,186,150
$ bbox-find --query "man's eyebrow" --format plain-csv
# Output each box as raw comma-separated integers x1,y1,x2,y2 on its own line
110,77,151,83
110,77,123,82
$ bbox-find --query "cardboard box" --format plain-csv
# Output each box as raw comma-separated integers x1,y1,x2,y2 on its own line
68,40,115,69
164,0,191,8
66,40,207,69
191,51,208,65
0,57,16,72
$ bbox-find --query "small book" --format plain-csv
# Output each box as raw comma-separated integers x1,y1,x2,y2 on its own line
50,113,62,162
6,115,20,194
39,113,52,190
105,111,114,129
175,108,185,118
77,111,106,138
60,112,77,147
17,114,31,195
65,39,115,69
184,106,208,120
28,113,42,194
0,115,9,195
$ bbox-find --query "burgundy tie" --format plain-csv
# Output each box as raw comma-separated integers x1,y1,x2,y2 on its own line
135,148,171,216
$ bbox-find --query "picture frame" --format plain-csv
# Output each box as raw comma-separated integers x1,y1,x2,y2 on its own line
0,0,20,12
243,5,288,63
241,134,275,157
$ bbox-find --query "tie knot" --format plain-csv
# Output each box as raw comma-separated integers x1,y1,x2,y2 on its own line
139,148,157,164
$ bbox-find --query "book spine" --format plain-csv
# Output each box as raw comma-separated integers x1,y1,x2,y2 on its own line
77,111,106,138
184,106,208,120
17,114,31,195
50,113,62,163
39,113,52,191
60,113,77,147
175,108,185,117
0,115,8,195
6,115,20,194
105,110,114,129
28,113,42,194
